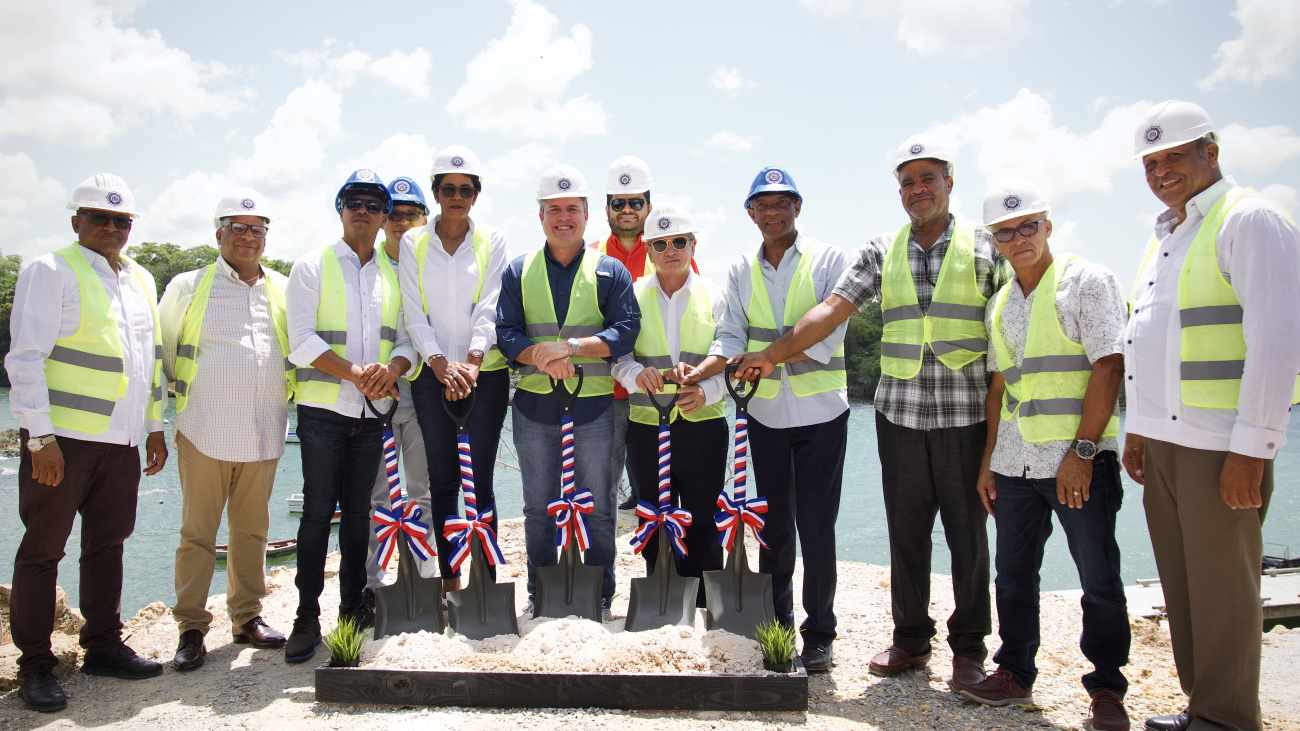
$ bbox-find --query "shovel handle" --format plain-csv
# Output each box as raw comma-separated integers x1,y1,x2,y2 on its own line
550,363,585,414
645,388,676,424
365,396,399,429
724,363,756,414
440,387,477,434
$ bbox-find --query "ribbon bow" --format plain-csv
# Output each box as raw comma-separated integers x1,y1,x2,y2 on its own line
545,411,594,551
628,421,693,559
714,410,768,550
443,433,505,572
371,426,437,572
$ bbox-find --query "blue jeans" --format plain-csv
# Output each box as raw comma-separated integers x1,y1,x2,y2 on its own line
294,405,382,619
513,405,617,601
991,452,1130,695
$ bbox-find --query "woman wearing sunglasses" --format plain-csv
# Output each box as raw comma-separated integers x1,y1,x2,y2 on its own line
398,145,510,595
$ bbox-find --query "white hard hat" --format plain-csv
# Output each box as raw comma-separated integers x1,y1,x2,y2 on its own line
431,145,484,179
1133,100,1219,159
982,179,1051,229
213,187,272,229
604,156,653,195
644,203,699,240
892,134,955,181
536,164,590,201
66,173,139,217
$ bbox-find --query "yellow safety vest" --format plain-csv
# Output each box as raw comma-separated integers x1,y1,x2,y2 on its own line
744,239,847,399
991,255,1120,442
408,228,507,380
515,248,614,397
628,277,726,425
173,264,295,413
46,243,163,434
879,221,989,379
294,247,400,404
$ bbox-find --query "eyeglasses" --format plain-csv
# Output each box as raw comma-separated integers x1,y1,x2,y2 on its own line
81,210,132,230
438,185,477,200
609,198,646,212
992,219,1046,243
343,198,385,214
648,236,690,253
387,211,425,223
224,222,267,239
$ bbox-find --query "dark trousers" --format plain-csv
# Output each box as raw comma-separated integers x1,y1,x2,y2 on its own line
876,411,991,660
11,430,140,676
294,405,382,618
412,367,510,580
992,452,1130,695
748,409,849,645
626,417,727,607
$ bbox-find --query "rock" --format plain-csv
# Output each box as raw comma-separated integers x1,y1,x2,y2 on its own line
0,632,80,691
53,585,86,635
0,584,10,644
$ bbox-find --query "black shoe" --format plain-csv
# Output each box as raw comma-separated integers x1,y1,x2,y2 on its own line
19,667,67,713
339,604,375,631
362,587,376,611
284,616,321,664
81,641,164,679
1145,711,1191,731
800,640,834,673
618,495,638,511
172,629,207,671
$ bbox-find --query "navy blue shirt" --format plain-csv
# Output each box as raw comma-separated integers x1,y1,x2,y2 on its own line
496,245,641,425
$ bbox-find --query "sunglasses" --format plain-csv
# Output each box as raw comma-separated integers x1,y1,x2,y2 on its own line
992,219,1046,243
343,198,385,214
609,198,646,212
438,185,477,200
648,236,690,253
388,211,425,223
81,210,132,230
225,222,267,239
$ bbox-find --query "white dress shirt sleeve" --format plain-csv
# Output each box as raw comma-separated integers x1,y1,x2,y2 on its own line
710,255,752,360
700,286,729,406
136,266,164,436
801,243,851,364
389,297,416,371
613,352,645,393
286,250,332,368
5,257,72,437
398,229,441,364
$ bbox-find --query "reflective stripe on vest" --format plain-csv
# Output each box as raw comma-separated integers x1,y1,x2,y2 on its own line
992,254,1119,442
516,248,614,396
173,265,295,413
879,221,989,379
744,239,846,399
409,228,507,380
294,248,400,404
628,278,726,425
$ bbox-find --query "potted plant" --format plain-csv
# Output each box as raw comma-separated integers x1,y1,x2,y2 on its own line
754,618,796,673
323,616,366,668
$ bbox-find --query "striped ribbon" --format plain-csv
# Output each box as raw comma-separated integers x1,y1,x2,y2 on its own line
629,421,692,559
371,427,437,572
545,411,594,551
443,433,506,572
714,411,768,550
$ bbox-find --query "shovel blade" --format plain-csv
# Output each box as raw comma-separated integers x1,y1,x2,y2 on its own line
373,572,445,639
447,536,519,640
702,568,773,639
625,572,700,632
534,543,603,622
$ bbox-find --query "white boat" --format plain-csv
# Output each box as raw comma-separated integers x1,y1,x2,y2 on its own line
286,493,339,523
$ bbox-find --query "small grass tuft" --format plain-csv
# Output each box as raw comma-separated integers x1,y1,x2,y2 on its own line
323,616,366,664
754,618,796,665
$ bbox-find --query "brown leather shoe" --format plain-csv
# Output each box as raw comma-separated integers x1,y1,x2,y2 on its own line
232,616,287,648
868,645,932,676
1088,689,1131,731
949,655,986,692
959,668,1033,706
172,629,206,671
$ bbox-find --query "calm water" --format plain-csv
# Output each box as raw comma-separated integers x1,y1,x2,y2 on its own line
1,390,1297,615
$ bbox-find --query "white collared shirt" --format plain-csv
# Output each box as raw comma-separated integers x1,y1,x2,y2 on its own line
159,257,289,462
5,242,162,445
1123,176,1300,458
286,240,416,419
612,270,727,407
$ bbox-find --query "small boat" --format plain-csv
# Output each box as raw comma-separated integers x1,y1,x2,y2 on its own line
215,538,297,561
285,423,299,444
1264,544,1300,571
286,493,340,523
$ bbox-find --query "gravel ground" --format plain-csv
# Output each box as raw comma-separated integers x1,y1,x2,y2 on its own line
1,514,1297,730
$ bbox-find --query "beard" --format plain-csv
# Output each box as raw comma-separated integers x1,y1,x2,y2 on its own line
608,218,644,240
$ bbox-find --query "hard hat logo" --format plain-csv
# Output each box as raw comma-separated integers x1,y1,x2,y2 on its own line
909,144,924,156
1144,126,1163,145
618,173,632,186
451,156,464,168
393,180,410,194
658,218,671,230
106,192,123,207
1003,195,1021,211
356,170,374,181
557,178,571,191
241,198,256,210
765,170,783,184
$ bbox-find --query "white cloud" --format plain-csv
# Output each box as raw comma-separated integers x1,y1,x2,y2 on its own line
0,154,66,243
704,132,760,152
445,0,605,142
0,0,245,147
281,47,433,99
1200,0,1300,90
1216,123,1300,174
483,144,560,189
345,134,436,185
227,81,345,190
711,67,753,96
799,0,1033,55
1260,184,1299,213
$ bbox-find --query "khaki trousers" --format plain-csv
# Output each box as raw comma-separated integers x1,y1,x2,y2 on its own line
1144,438,1273,731
172,431,280,634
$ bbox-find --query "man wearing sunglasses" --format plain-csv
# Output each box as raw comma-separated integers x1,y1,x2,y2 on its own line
6,173,168,712
961,181,1130,731
159,189,295,671
283,169,416,663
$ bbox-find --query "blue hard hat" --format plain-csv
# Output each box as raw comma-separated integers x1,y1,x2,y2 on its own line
386,176,428,213
335,169,392,214
744,166,801,209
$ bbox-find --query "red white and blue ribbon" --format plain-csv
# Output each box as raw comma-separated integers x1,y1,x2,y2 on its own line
545,411,594,551
442,433,505,572
371,426,437,572
629,421,693,559
715,410,768,550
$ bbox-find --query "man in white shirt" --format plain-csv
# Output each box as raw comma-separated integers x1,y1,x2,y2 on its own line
160,189,293,672
1124,101,1300,731
283,170,416,664
5,174,168,712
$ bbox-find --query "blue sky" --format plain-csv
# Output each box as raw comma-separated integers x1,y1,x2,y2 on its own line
2,0,1297,290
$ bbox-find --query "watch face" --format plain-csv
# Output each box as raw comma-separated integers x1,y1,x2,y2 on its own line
1075,440,1098,459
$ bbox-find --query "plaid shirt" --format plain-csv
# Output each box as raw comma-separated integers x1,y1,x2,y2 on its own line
833,215,1010,431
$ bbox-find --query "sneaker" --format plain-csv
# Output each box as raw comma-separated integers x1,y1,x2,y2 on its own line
959,668,1033,707
81,641,163,679
601,598,613,622
362,587,376,611
339,604,375,631
523,599,535,619
19,667,67,713
284,616,321,664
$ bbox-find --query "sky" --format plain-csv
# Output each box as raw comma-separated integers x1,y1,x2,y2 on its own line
1,0,1298,290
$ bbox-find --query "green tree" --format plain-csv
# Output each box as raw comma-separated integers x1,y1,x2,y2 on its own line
124,242,296,298
0,252,23,387
843,302,883,399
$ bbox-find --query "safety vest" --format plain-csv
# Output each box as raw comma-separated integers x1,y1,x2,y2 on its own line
991,254,1120,442
879,221,989,379
173,264,295,413
46,243,163,434
597,235,650,280
744,239,846,399
407,228,507,380
628,277,726,425
1132,186,1300,408
294,247,400,404
515,248,614,397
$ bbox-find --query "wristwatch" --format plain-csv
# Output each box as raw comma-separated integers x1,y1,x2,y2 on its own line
566,338,581,357
1071,438,1099,460
27,434,56,452
467,349,485,360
